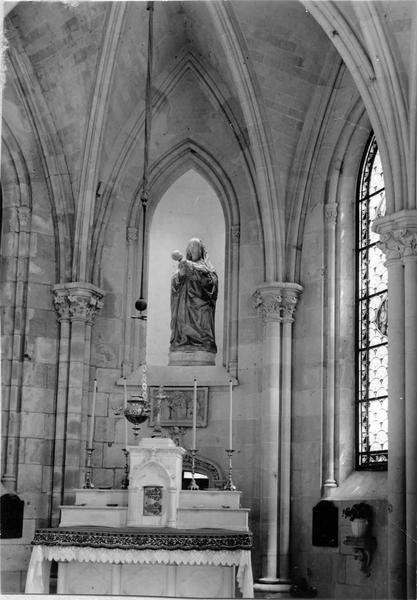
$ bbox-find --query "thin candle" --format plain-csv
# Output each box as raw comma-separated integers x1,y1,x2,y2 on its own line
192,377,197,450
229,379,233,450
123,377,128,449
88,379,97,448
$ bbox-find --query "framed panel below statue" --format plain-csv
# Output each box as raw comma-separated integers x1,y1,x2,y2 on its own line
149,386,208,427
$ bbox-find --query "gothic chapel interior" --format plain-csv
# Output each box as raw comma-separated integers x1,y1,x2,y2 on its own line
1,1,416,599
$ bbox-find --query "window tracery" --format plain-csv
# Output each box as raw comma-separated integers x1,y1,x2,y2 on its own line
356,135,388,469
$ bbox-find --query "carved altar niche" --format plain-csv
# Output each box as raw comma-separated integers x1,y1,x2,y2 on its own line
127,460,172,527
126,438,185,528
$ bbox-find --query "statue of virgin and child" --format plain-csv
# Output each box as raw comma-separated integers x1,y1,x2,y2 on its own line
169,238,218,366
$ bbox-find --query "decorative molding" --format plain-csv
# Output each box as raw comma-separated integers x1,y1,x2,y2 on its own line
231,225,240,244
17,206,31,231
182,453,224,488
325,202,338,225
32,527,253,551
127,227,138,242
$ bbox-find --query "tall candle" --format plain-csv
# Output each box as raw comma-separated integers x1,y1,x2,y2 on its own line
229,379,233,450
192,377,197,450
88,379,97,448
123,377,128,449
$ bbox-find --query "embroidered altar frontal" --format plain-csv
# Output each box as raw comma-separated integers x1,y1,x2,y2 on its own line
27,526,254,597
32,525,253,550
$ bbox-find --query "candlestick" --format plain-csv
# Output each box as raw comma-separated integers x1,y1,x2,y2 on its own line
192,377,197,450
120,448,129,489
228,379,233,450
83,447,95,488
224,449,236,491
188,448,200,490
123,377,128,449
88,379,97,448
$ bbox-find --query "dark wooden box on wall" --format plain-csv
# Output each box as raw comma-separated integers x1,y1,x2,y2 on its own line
1,493,24,539
312,500,338,547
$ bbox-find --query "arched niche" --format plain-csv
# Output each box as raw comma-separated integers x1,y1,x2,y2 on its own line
146,169,225,367
121,142,241,387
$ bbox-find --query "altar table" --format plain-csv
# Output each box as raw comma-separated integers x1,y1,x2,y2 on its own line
25,526,254,598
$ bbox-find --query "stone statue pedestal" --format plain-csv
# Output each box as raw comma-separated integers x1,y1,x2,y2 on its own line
169,349,216,366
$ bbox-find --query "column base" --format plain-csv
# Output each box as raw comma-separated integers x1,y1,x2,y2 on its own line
254,579,291,593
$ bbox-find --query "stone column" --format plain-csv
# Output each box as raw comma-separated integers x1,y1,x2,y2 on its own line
52,283,104,505
323,203,338,491
401,230,417,600
375,211,417,600
228,225,240,378
279,284,302,582
252,282,302,592
2,206,31,491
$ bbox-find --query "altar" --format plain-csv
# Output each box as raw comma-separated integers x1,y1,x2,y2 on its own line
25,437,254,598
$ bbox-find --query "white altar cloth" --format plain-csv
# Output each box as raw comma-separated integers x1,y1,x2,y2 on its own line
25,544,254,598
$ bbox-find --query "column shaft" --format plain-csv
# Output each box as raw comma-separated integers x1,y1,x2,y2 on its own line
403,256,417,600
386,257,406,599
259,317,281,581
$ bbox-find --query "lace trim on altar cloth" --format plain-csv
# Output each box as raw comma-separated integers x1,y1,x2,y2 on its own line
41,544,249,566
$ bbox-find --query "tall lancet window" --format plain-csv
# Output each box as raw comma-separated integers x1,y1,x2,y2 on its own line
356,134,388,470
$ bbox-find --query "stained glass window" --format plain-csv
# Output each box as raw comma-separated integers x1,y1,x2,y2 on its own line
356,134,388,469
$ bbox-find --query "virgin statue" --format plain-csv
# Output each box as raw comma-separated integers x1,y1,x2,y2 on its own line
169,238,218,365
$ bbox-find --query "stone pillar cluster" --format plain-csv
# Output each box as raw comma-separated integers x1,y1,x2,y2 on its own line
252,282,303,592
375,211,417,600
51,283,104,521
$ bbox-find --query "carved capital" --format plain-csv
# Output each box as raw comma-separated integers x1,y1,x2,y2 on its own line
281,290,300,323
52,283,105,324
253,282,303,323
378,231,403,261
252,288,282,322
399,229,417,258
379,229,417,261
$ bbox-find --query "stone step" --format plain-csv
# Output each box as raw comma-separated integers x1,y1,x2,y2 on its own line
177,507,249,531
60,506,127,528
73,488,128,507
180,489,242,509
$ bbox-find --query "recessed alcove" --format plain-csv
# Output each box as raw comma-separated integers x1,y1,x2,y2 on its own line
146,169,225,367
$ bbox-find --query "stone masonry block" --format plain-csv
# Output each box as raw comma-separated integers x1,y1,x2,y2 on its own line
24,437,53,465
20,412,47,438
17,464,43,493
34,337,57,363
1,570,23,593
67,387,82,412
21,386,55,413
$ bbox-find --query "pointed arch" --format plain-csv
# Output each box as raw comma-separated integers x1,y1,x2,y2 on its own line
0,125,32,491
5,21,74,282
90,48,262,283
72,1,127,282
111,139,242,377
303,1,409,214
205,1,284,281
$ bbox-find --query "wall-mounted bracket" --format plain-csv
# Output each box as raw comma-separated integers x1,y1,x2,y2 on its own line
343,536,376,577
